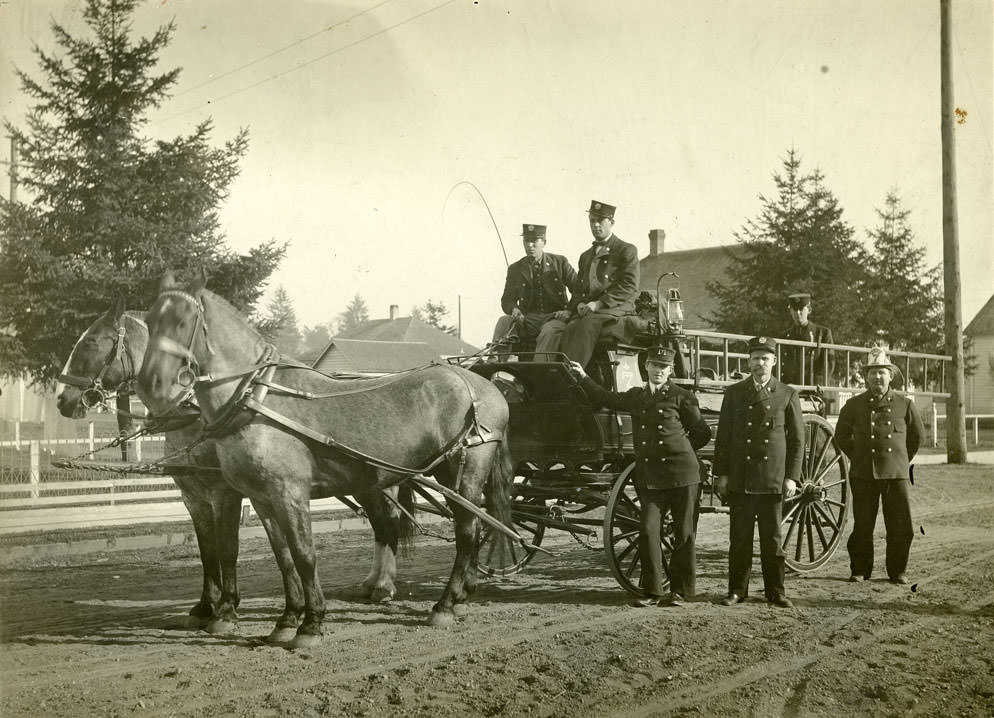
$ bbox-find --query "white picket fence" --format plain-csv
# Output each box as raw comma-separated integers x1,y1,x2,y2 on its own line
0,433,347,535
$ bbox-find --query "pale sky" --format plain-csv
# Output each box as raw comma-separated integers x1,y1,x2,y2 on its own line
2,0,992,348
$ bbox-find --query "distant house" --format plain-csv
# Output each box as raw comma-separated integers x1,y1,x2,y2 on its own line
336,314,479,357
311,339,441,375
639,230,743,330
965,293,994,415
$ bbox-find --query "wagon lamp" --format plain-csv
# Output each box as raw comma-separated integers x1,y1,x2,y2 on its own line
655,272,684,336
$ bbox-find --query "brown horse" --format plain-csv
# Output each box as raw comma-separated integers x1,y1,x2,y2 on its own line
56,298,418,643
136,271,513,648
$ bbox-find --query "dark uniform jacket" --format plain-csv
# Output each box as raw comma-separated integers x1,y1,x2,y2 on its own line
569,234,639,317
500,253,577,315
581,377,711,489
780,320,834,385
713,376,804,494
835,389,924,481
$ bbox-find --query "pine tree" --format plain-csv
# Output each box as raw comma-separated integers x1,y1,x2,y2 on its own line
860,192,943,353
413,300,457,336
707,149,869,341
0,0,283,384
256,287,301,356
337,294,369,333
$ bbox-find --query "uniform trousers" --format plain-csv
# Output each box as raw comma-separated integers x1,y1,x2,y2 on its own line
846,477,913,580
726,492,787,600
534,313,619,366
638,482,698,598
491,312,555,344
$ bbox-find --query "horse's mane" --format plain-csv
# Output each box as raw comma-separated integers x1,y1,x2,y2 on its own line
201,287,266,345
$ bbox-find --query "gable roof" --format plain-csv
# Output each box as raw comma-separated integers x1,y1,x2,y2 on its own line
965,293,994,336
312,339,441,374
639,245,745,330
336,316,479,356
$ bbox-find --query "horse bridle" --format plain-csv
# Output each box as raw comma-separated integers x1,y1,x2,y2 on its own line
149,289,214,389
58,320,139,410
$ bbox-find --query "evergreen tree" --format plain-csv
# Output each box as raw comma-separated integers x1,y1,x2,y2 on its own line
337,294,369,333
297,323,334,362
860,192,943,352
413,299,457,336
707,149,869,342
256,286,301,356
0,0,284,385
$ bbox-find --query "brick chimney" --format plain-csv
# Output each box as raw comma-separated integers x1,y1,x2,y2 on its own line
389,304,398,320
648,229,666,256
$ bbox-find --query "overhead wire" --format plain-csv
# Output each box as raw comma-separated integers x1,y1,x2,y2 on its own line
154,0,460,126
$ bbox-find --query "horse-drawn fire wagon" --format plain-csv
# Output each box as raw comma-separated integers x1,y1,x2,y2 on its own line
446,278,946,598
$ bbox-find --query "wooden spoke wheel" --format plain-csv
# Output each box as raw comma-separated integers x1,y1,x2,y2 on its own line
780,414,851,572
478,462,547,577
603,464,679,597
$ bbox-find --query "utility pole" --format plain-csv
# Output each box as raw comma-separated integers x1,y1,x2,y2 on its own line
3,136,18,202
940,0,967,463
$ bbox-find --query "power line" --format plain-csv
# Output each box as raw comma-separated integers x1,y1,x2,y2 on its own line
171,0,396,100
154,0,459,126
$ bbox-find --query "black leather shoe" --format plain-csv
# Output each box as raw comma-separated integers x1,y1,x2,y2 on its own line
630,596,661,608
719,594,745,606
768,595,794,608
659,593,685,607
848,574,865,582
889,574,908,585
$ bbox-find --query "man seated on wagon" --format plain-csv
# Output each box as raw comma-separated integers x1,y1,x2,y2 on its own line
535,200,640,367
490,223,577,349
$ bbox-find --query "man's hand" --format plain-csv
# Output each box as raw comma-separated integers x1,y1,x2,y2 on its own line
783,479,797,498
577,302,591,317
568,360,587,379
553,310,570,321
714,474,729,495
510,307,524,321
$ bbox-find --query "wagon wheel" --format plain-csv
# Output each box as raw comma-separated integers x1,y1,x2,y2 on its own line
478,462,547,577
780,414,851,572
603,463,677,597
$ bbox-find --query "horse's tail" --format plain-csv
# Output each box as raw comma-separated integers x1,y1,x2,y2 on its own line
396,482,417,556
484,432,514,531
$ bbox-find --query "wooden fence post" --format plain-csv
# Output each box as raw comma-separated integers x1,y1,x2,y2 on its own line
29,441,39,498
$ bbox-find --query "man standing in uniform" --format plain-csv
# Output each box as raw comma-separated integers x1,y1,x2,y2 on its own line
570,347,711,606
714,337,803,608
780,292,835,385
491,224,577,347
535,200,639,367
835,346,924,584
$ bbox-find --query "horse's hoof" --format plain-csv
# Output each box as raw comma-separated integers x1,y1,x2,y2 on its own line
205,618,238,635
289,632,323,649
368,587,395,603
355,583,374,599
451,602,469,618
428,610,455,628
266,627,298,645
171,614,207,631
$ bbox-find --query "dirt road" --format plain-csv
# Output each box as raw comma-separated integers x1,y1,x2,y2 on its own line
2,463,992,717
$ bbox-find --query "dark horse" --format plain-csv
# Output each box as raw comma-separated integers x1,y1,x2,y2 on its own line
136,272,514,648
56,298,419,643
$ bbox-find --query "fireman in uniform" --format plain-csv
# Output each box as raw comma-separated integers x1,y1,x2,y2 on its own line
835,346,924,584
536,200,639,366
491,223,577,347
570,346,711,606
780,292,835,385
714,336,803,608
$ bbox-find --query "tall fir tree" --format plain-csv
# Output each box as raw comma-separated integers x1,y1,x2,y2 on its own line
0,0,283,385
256,286,301,357
413,299,457,336
337,294,370,333
707,149,869,342
860,192,943,353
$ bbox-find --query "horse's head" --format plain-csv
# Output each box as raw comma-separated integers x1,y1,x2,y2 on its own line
56,297,146,419
136,269,210,415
